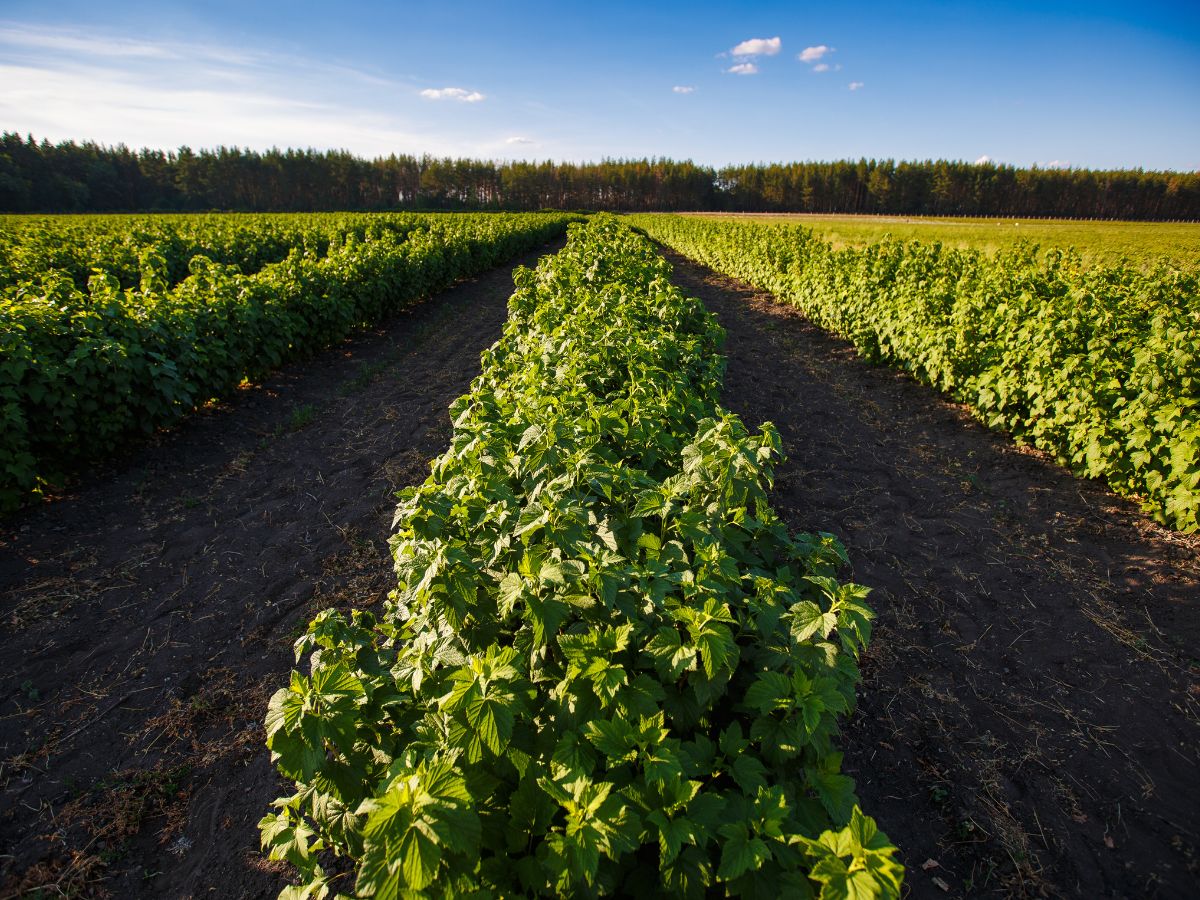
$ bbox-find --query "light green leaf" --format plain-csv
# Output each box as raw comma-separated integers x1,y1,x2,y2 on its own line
399,826,441,889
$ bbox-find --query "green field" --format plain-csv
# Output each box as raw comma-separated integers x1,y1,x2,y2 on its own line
682,212,1200,269
4,210,1196,898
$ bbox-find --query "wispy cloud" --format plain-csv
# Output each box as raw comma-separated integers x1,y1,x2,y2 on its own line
848,81,864,91
727,62,758,76
672,85,696,94
798,45,833,64
505,136,535,145
420,87,485,103
0,21,487,157
731,36,781,57
0,23,177,59
812,63,830,73
0,61,438,156
1042,160,1070,168
975,155,991,164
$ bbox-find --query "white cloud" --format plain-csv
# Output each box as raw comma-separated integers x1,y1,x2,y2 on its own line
0,22,494,158
848,81,864,91
0,61,445,157
975,155,991,165
672,85,696,94
798,45,832,63
0,23,177,59
812,63,830,73
420,87,485,103
1042,160,1070,168
731,37,781,57
505,136,535,145
726,62,758,75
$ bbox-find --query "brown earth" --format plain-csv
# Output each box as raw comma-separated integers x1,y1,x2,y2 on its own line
1,238,1197,900
664,251,1200,899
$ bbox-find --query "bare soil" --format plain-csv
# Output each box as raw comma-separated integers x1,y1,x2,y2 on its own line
1,239,1196,899
665,251,1200,899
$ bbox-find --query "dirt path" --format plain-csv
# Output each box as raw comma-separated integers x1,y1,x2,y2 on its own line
665,251,1200,899
0,240,563,900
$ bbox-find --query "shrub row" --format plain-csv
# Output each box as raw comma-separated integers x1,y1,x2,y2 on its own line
261,216,902,898
0,213,489,297
631,215,1199,532
0,213,578,510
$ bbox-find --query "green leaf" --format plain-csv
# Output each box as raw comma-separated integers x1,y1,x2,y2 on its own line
258,811,317,866
357,850,402,900
717,823,770,880
744,671,793,713
647,810,694,865
808,767,858,826
790,600,835,642
264,684,303,740
718,723,749,757
399,826,441,889
644,744,685,788
645,626,696,680
731,755,768,794
465,694,514,756
584,717,636,761
695,622,737,678
637,532,662,553
539,559,566,586
430,802,481,856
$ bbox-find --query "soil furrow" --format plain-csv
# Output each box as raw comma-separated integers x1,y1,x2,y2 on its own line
667,250,1199,899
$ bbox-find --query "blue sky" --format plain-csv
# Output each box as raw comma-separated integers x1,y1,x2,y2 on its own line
1,1,1197,169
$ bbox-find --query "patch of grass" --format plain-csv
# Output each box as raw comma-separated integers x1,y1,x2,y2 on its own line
339,360,388,395
266,403,318,440
225,448,253,474
288,403,316,431
136,668,267,769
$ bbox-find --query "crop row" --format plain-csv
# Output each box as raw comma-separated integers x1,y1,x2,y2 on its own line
0,212,479,296
631,215,1199,532
0,213,579,510
261,216,903,898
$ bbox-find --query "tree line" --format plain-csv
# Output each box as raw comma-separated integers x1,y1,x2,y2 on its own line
2,132,1197,219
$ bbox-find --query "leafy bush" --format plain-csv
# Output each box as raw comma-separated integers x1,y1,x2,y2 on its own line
632,215,1199,532
261,216,901,898
0,213,578,510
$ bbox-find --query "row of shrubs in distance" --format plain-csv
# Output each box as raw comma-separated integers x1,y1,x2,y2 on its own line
0,212,449,295
260,216,903,898
0,213,580,511
631,215,1199,532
